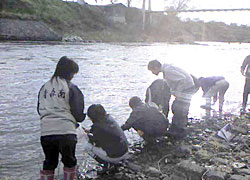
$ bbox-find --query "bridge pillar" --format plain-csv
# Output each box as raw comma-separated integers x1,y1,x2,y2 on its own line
142,0,151,31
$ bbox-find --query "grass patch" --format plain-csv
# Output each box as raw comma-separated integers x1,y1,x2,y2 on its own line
2,0,109,35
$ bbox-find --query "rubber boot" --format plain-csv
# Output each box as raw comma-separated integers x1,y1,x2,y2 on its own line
92,155,111,175
64,166,76,180
40,170,54,180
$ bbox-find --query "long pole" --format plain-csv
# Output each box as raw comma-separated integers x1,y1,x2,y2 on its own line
142,0,146,30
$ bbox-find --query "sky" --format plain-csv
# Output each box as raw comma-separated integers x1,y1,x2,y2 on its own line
83,0,250,25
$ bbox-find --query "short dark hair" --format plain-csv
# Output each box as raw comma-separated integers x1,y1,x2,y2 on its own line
52,56,79,80
148,60,161,70
198,77,204,82
129,96,142,108
87,104,106,122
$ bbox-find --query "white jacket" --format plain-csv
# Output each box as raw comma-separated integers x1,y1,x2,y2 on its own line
38,77,77,136
161,64,194,96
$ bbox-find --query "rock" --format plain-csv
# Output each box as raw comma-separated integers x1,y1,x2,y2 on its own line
63,36,84,42
113,172,123,179
163,176,170,180
208,139,229,151
176,160,205,180
196,149,213,162
145,167,162,177
164,172,186,180
232,162,247,169
234,168,250,175
211,158,229,165
192,144,202,151
125,161,142,172
146,177,161,180
174,145,192,158
205,128,214,133
202,170,226,180
232,125,248,134
218,165,233,174
228,174,250,180
238,151,248,157
0,19,62,41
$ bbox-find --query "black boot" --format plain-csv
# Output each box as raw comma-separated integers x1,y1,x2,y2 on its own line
92,155,111,175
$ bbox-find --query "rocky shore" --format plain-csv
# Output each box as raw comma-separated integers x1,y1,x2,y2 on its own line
78,113,250,180
0,19,62,41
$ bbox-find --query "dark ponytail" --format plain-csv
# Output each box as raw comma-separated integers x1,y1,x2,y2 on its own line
52,56,79,80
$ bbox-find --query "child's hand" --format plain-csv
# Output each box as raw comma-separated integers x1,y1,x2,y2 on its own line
137,130,144,137
82,127,90,134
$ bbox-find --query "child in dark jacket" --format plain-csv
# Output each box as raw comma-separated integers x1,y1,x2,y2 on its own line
121,96,169,143
85,104,129,175
145,79,171,118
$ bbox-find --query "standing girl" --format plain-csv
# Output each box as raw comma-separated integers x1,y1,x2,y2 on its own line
37,56,86,180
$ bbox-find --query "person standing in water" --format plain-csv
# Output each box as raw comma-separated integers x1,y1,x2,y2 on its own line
198,76,229,112
241,55,250,112
147,60,199,140
37,56,86,180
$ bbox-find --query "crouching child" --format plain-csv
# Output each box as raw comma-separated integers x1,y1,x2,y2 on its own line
121,96,169,144
84,104,129,175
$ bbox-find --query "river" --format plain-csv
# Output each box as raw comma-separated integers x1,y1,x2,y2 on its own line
0,41,249,179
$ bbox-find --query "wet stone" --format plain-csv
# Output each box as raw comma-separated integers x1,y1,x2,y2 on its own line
234,168,250,175
113,172,124,179
211,158,229,165
232,125,248,134
145,167,162,177
166,171,187,180
192,138,201,145
203,170,226,180
228,174,250,180
176,160,205,180
146,177,161,180
216,152,229,158
192,144,202,151
217,165,233,174
208,140,229,151
196,149,213,162
174,145,192,158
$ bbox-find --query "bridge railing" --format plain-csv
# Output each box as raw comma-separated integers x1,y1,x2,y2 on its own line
148,8,250,13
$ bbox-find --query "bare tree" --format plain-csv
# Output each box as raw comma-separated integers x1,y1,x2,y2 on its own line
101,0,133,7
164,0,190,11
110,0,118,4
127,0,132,7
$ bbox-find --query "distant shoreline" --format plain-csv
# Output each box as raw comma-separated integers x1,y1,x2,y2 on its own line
1,1,250,43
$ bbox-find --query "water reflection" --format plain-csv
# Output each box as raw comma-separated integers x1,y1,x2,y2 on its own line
0,42,249,179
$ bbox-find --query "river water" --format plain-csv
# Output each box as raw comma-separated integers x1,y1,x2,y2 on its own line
0,41,249,179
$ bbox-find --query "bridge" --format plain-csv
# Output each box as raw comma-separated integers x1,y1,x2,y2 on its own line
149,8,250,13
142,8,250,30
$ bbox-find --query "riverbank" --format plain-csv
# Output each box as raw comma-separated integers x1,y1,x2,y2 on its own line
79,113,250,180
1,0,250,42
0,1,145,42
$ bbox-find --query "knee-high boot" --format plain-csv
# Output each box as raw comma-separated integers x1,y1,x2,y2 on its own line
40,170,54,180
64,166,76,180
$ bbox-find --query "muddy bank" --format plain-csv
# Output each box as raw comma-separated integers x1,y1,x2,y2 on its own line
0,19,62,41
78,113,250,180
